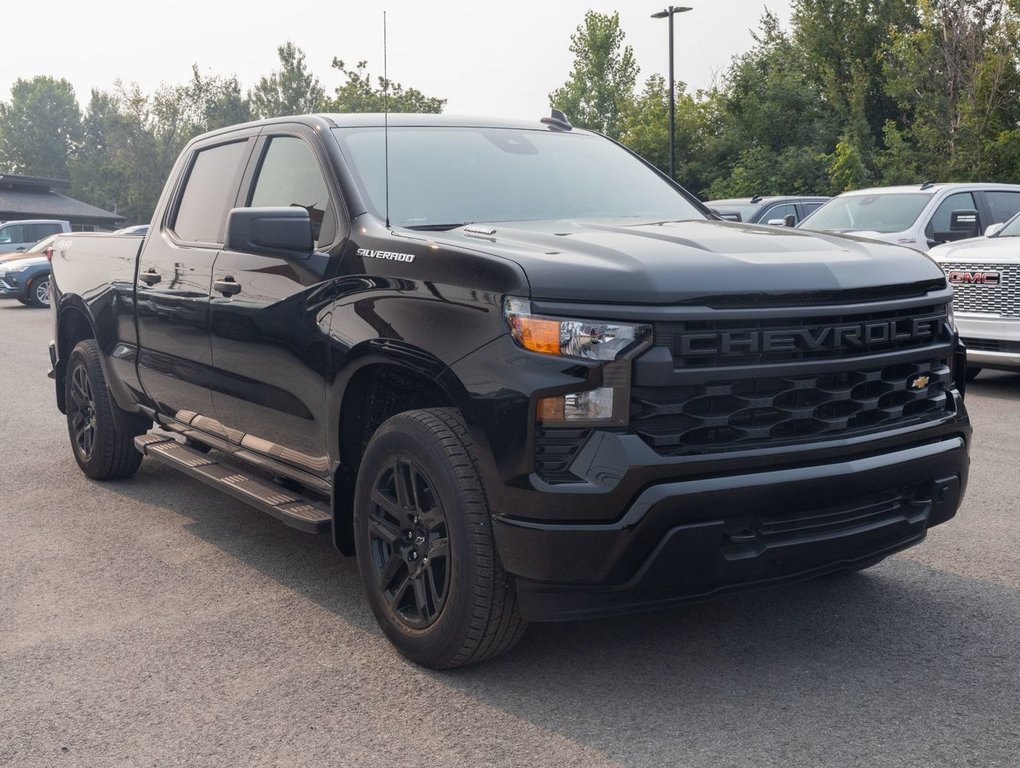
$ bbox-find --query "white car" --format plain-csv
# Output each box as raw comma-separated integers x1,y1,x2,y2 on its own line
929,211,1020,378
798,182,1020,250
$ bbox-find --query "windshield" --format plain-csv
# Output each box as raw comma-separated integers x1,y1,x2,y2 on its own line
800,193,932,234
997,212,1020,237
332,126,705,228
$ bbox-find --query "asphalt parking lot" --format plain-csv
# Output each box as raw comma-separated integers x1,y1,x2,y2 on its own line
2,302,1018,768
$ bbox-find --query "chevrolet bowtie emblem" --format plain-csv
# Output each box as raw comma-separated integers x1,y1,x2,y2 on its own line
908,374,932,390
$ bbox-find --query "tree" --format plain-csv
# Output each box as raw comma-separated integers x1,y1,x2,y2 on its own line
323,59,445,113
792,0,919,156
250,42,325,118
549,11,638,139
0,76,82,179
881,0,1020,181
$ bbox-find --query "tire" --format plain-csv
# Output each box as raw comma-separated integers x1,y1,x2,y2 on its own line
65,339,143,480
965,367,982,382
26,274,51,308
354,408,526,669
17,298,31,306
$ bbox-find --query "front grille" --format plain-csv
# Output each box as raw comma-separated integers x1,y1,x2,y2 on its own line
654,303,949,368
941,262,1020,317
631,358,952,455
963,337,1020,353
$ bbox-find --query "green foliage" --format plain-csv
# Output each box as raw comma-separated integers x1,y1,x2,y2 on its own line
250,42,325,119
0,76,82,179
323,60,445,113
549,11,638,139
882,0,1020,182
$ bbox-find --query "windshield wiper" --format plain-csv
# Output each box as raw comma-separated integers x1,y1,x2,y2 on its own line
404,222,475,232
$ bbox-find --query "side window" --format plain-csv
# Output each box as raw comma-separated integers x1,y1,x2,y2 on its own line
761,203,796,223
985,191,1020,224
249,136,337,248
0,223,26,244
29,223,62,241
926,192,977,241
802,202,825,215
172,140,249,244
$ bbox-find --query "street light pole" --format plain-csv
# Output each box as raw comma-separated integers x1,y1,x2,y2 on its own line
651,6,693,180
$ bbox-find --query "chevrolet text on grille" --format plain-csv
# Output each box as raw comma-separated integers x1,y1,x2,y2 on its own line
676,314,946,356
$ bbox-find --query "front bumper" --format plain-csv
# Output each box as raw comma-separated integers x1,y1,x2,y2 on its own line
495,432,969,622
0,275,27,299
956,313,1020,371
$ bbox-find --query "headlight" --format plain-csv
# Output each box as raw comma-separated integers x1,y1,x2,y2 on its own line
503,297,651,361
504,297,652,427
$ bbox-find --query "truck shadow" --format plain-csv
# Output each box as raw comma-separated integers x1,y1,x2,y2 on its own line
107,458,1019,766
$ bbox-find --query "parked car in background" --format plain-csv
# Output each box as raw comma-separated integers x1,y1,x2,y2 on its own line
0,235,59,307
0,219,70,254
114,224,149,236
798,182,1020,250
930,210,1020,380
707,195,831,226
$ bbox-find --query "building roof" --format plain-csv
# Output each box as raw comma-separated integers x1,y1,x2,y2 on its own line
0,174,124,226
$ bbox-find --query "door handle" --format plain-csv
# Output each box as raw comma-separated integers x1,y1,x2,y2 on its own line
214,276,242,296
138,269,161,286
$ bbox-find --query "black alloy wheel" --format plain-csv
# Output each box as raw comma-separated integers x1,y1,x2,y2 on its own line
68,360,98,461
367,457,451,629
64,339,144,480
354,408,525,669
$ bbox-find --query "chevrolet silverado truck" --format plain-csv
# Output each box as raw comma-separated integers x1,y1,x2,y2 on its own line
49,112,971,668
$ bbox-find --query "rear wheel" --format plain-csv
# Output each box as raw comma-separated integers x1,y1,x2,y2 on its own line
26,274,50,308
354,408,525,669
65,340,143,480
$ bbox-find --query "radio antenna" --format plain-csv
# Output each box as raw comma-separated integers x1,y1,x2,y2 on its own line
383,10,391,229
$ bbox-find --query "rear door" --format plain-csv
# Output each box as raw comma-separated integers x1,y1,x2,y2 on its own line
136,132,256,421
208,127,344,467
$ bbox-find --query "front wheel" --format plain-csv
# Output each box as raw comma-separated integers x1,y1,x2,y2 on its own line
27,274,51,307
354,408,525,669
65,340,143,480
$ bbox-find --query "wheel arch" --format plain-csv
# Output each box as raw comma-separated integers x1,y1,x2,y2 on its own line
328,343,484,554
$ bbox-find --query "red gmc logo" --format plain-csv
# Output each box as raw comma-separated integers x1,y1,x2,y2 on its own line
947,270,1001,285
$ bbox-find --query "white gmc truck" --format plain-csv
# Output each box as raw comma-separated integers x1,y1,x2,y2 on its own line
930,212,1020,380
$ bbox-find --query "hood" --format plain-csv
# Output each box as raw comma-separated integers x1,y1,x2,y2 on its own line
429,219,945,305
930,236,1020,265
0,255,46,270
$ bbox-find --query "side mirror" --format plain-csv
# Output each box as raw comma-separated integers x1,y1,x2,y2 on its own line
949,209,979,238
716,212,742,222
766,218,785,226
784,213,797,228
225,207,313,260
984,222,1005,238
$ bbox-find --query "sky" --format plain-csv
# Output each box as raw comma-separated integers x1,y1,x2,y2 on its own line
1,1,793,118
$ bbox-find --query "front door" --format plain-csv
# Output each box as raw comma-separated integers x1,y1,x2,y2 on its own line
209,130,343,469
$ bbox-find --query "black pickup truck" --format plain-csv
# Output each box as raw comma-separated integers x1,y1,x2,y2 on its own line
49,112,971,668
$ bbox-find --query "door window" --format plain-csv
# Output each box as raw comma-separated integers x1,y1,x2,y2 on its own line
985,191,1020,224
759,203,796,224
0,223,27,244
249,136,336,247
925,192,978,242
29,223,63,241
172,140,249,244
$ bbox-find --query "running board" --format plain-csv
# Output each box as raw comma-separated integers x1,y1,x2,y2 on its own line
135,434,331,534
